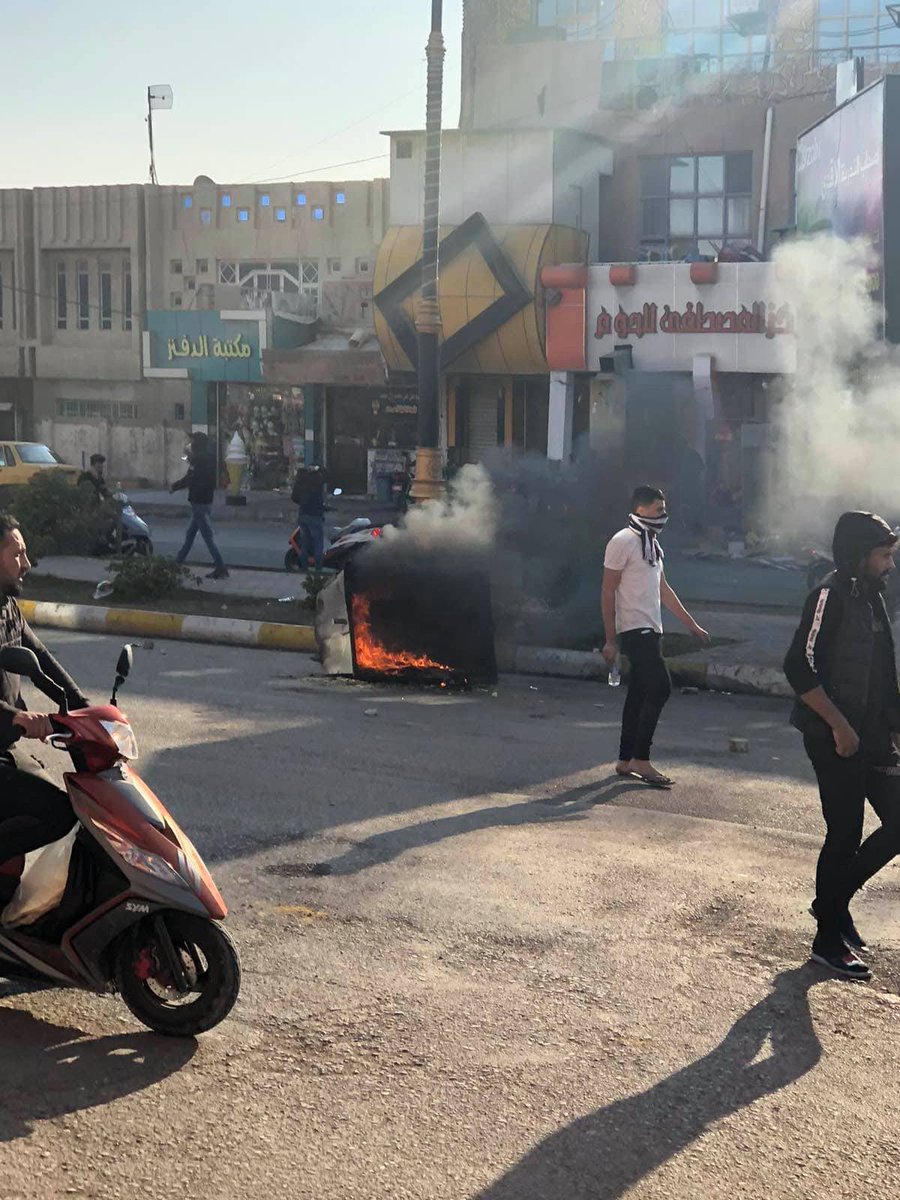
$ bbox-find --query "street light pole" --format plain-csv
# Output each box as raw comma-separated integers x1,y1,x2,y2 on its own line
410,0,446,501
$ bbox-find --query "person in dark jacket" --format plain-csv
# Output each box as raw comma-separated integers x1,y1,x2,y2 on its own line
0,513,90,888
784,511,900,981
291,465,328,571
171,432,229,579
78,453,111,503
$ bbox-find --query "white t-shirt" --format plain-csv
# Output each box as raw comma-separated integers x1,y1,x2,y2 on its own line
603,528,664,634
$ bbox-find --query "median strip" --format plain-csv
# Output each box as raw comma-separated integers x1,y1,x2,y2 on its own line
18,599,316,653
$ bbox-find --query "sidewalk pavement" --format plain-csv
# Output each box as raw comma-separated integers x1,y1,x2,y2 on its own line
129,488,398,527
31,555,797,696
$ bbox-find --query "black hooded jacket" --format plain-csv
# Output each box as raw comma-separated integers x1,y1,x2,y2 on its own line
784,511,900,754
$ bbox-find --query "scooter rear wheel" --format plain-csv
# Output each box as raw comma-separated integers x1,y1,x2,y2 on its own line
114,911,241,1037
284,548,300,571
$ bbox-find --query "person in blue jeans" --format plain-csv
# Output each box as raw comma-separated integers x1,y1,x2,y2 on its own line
291,465,327,571
171,432,229,579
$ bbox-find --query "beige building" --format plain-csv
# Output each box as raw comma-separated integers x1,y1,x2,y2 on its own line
0,176,388,486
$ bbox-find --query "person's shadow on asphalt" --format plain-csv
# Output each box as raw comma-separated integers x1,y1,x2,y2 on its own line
318,775,643,877
475,966,822,1200
0,1002,196,1141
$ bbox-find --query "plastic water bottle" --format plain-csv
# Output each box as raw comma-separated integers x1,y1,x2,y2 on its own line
608,661,621,688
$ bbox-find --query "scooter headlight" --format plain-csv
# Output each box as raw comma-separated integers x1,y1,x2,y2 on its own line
100,719,139,760
92,820,183,885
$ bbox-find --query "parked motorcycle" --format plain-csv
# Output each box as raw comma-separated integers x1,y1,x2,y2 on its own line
95,491,153,558
0,643,240,1037
284,515,382,572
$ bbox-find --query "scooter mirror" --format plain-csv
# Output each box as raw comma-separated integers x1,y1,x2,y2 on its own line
116,644,134,680
333,488,343,497
0,646,41,680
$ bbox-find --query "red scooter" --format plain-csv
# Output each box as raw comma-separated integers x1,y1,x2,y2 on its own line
0,643,240,1037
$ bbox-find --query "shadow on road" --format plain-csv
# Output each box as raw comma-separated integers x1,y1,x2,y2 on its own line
321,775,645,876
0,1006,196,1141
475,966,822,1200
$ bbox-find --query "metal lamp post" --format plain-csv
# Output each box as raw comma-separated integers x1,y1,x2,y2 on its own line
410,0,446,501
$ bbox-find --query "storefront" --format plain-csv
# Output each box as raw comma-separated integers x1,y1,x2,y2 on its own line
543,261,796,529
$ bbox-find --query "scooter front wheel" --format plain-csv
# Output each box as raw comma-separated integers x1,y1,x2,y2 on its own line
284,548,300,571
115,911,241,1037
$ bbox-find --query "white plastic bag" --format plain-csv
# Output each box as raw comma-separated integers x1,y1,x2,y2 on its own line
2,828,78,929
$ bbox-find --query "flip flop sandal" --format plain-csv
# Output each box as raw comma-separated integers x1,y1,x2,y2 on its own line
631,772,675,789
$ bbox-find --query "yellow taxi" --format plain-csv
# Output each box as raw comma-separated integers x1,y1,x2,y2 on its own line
0,442,81,486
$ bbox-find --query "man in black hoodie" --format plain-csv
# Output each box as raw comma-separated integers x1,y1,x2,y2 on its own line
171,432,229,580
784,511,900,981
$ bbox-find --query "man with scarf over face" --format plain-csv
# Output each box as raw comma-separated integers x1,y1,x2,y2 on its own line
602,486,710,788
785,511,900,981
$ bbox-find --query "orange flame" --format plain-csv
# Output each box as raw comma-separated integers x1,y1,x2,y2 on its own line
351,592,452,675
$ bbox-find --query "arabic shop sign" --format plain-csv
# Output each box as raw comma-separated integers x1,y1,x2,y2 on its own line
595,301,794,342
167,332,253,362
146,310,262,382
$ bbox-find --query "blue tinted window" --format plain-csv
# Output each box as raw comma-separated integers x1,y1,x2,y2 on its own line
335,192,346,205
260,194,271,207
182,195,193,209
296,192,307,206
200,208,212,225
221,194,232,208
313,207,325,221
275,208,287,222
238,209,250,223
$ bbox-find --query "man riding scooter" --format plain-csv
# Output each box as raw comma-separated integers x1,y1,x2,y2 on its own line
0,514,90,898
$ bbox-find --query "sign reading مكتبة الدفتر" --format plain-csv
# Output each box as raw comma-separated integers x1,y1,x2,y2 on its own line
145,311,263,381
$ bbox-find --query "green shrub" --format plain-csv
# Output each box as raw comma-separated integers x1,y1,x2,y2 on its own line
108,555,191,601
2,472,111,560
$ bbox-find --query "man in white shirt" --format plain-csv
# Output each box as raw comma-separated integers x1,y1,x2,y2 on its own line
602,485,710,788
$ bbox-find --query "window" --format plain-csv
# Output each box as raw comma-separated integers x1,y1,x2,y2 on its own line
313,207,325,221
123,260,132,331
296,192,308,206
789,148,797,227
182,195,193,209
218,262,237,285
335,192,346,205
174,402,186,421
170,259,183,275
221,193,232,208
99,261,112,330
815,0,900,63
77,260,90,330
56,260,67,330
196,258,209,275
238,208,250,223
639,152,753,257
186,277,197,291
58,400,137,420
300,259,319,299
357,258,371,275
661,0,768,72
535,0,616,41
328,259,342,275
396,140,413,159
260,194,271,207
200,208,213,225
171,292,183,308
275,208,287,222
2,446,13,466
233,260,310,299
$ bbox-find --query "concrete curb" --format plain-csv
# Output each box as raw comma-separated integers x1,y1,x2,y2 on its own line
505,644,790,699
18,599,316,653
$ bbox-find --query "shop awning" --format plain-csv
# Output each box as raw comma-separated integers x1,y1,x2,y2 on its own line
263,334,387,387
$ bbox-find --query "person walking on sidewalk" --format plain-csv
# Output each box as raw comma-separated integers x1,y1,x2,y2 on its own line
171,432,229,580
602,485,710,788
784,511,900,982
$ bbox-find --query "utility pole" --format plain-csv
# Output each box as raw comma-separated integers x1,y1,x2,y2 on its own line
146,85,174,185
410,0,446,501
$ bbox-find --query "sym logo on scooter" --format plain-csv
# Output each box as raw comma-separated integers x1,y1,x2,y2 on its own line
125,900,151,914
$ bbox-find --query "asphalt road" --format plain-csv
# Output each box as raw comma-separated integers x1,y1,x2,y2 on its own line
3,634,900,1198
151,515,811,608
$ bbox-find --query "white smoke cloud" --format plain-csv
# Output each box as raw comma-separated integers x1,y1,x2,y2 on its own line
771,234,900,532
380,462,497,553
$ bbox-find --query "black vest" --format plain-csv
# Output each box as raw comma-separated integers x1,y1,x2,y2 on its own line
791,576,897,737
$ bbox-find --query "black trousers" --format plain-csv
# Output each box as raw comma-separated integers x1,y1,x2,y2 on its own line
0,748,75,865
618,629,672,762
805,733,900,946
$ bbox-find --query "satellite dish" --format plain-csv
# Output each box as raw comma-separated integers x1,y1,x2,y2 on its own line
194,175,216,186
148,84,173,111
